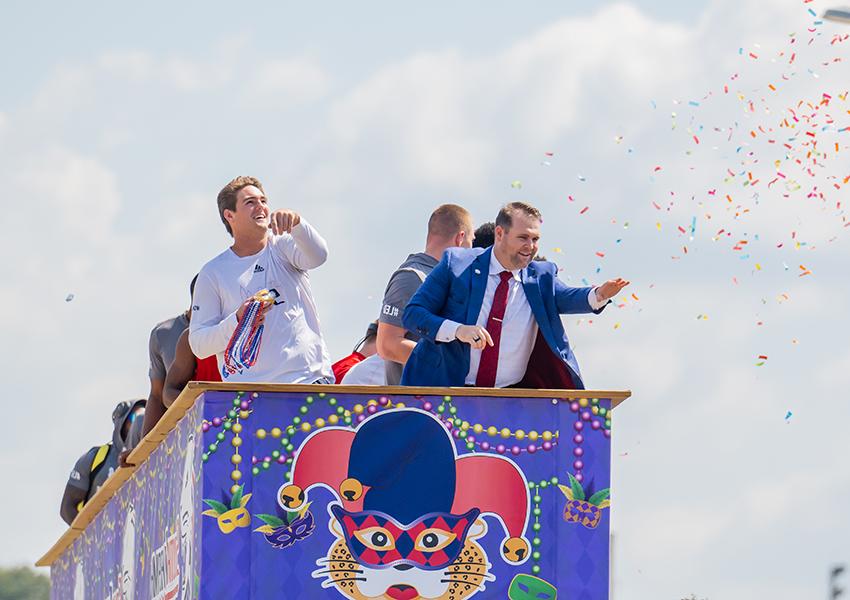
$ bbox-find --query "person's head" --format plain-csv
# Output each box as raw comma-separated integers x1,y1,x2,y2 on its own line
355,321,379,357
426,204,474,252
112,400,146,441
217,176,269,238
472,222,495,248
494,202,543,270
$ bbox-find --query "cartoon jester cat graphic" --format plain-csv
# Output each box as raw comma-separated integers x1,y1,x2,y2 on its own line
278,408,531,600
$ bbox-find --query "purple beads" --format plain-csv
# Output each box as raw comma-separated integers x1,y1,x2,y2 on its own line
573,434,583,444
422,401,433,411
573,421,584,431
495,444,506,454
573,460,584,470
212,417,222,427
591,420,601,430
240,400,250,410
542,441,553,451
570,402,579,412
202,422,211,432
480,441,491,451
573,447,584,457
510,446,521,456
527,444,537,454
367,404,378,414
378,396,389,406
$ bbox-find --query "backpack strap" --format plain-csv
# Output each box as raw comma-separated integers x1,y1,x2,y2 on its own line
397,266,427,283
90,444,111,477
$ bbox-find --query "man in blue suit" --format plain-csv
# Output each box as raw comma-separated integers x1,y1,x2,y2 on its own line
401,202,628,389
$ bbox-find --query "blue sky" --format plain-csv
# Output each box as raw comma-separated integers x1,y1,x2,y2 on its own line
1,1,849,597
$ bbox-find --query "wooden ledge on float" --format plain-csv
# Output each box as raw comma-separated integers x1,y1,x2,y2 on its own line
37,382,630,567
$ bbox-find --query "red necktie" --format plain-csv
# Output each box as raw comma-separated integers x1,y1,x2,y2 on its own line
475,271,513,387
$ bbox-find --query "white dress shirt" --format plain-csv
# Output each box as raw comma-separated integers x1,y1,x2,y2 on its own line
189,220,333,384
436,254,605,387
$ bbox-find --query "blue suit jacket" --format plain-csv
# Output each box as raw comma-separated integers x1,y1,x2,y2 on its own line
401,247,606,389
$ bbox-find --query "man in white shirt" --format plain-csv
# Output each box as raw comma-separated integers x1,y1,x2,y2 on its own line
401,202,629,389
189,176,333,384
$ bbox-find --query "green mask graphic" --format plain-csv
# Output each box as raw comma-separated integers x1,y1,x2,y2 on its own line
508,573,558,600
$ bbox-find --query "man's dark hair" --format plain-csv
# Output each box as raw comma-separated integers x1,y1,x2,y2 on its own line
495,202,543,231
473,222,495,248
217,176,265,235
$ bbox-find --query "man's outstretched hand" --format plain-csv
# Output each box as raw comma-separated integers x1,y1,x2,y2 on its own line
595,278,630,303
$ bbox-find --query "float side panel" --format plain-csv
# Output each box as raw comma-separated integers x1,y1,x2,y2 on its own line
49,400,204,599
198,390,614,599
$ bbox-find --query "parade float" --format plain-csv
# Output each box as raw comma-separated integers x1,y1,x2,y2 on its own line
39,383,630,599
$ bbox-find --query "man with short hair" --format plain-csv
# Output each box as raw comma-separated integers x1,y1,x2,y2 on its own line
376,204,474,385
189,176,332,384
401,202,629,389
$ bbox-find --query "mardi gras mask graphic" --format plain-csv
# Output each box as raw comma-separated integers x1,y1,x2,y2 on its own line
508,574,557,600
331,505,481,571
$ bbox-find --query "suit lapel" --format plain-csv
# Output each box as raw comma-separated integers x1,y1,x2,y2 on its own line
466,248,492,324
522,264,557,350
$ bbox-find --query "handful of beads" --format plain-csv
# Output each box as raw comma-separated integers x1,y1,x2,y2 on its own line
222,289,276,378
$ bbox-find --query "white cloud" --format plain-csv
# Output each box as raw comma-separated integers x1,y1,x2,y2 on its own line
13,147,121,242
243,57,330,107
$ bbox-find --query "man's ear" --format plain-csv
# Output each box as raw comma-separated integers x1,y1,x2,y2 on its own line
494,225,505,243
223,208,235,225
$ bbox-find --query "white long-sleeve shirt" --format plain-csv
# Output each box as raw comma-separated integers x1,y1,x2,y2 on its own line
189,220,333,384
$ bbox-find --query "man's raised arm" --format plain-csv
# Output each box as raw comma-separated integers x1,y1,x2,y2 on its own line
272,212,329,271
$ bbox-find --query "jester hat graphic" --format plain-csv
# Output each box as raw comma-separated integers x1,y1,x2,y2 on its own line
278,408,531,563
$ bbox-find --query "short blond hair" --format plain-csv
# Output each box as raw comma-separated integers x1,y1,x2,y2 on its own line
427,204,472,239
217,176,265,235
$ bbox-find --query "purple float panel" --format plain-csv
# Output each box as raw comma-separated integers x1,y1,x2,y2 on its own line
44,385,625,600
199,389,616,600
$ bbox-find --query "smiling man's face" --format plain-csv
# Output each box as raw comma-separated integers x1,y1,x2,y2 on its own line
494,212,541,270
225,185,270,237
